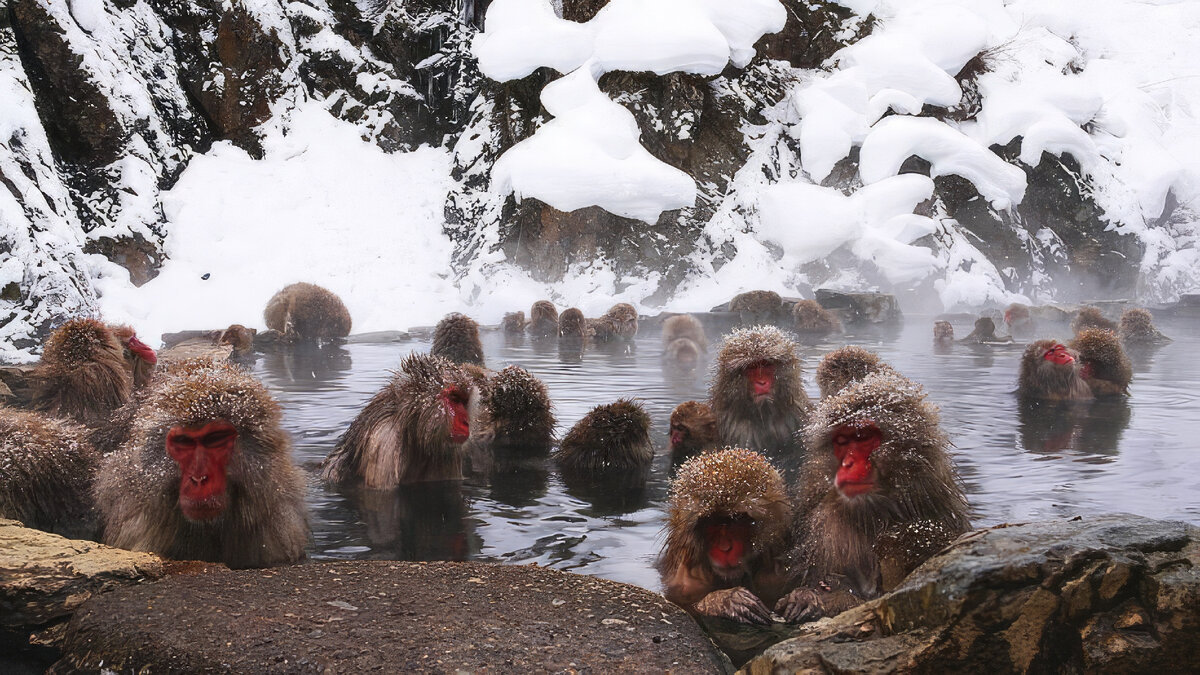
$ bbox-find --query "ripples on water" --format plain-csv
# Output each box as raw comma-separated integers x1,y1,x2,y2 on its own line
250,316,1200,592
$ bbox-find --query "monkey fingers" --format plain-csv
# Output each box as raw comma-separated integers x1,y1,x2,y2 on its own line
695,587,772,625
774,587,828,623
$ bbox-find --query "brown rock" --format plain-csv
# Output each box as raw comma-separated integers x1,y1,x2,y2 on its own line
55,560,730,673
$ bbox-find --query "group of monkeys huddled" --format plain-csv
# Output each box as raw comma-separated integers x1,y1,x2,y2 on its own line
0,283,1170,628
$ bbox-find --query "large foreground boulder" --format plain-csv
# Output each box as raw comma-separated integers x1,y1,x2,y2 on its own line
744,514,1200,673
54,560,730,673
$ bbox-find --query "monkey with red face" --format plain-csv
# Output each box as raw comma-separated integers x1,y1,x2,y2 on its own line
709,327,810,462
776,371,970,622
322,353,478,487
109,324,158,389
93,361,308,568
658,448,792,625
1018,339,1093,401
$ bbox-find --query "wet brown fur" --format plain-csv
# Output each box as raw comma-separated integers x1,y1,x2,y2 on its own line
556,398,652,471
263,282,352,339
709,327,810,453
475,365,556,451
109,324,157,389
933,321,954,342
792,300,842,335
527,300,559,337
322,353,477,486
558,308,590,338
1018,339,1093,401
1071,328,1132,396
1071,306,1117,335
216,324,256,353
960,317,1008,343
815,346,895,399
729,290,783,324
668,401,720,459
0,408,99,538
657,449,792,611
502,311,527,334
1119,308,1170,344
431,313,485,367
94,361,308,568
590,303,638,341
784,372,970,618
663,315,707,351
1005,302,1034,336
29,318,133,426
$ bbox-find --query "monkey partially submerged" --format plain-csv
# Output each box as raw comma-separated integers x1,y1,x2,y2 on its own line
0,408,99,539
1118,307,1171,345
28,318,134,427
527,300,560,338
668,401,720,462
777,371,970,622
1018,339,1093,401
814,345,895,399
1071,328,1132,397
658,448,792,625
791,299,842,336
322,353,478,486
431,312,485,367
590,303,639,341
94,361,309,568
263,282,352,340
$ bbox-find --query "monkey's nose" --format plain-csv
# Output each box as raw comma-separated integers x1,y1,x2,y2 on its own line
190,475,208,485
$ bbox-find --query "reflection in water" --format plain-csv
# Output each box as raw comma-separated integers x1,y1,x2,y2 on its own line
253,316,1200,593
558,466,651,517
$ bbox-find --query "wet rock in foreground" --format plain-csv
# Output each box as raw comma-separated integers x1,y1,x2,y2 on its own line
743,514,1200,674
55,560,730,673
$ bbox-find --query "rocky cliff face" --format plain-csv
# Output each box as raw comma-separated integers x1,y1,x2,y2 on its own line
1,0,1192,359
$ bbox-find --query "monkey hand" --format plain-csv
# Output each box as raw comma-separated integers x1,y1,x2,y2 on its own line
694,587,772,625
775,587,830,623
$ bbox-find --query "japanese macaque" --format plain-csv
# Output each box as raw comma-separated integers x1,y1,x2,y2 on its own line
662,315,706,367
263,282,352,339
322,353,477,487
814,346,894,399
28,318,133,426
1070,328,1132,397
933,320,954,344
109,324,158,389
1004,302,1035,338
502,311,527,334
556,399,653,471
558,308,590,339
93,361,308,568
668,401,720,461
1071,306,1117,335
474,365,556,452
729,290,783,325
1119,307,1171,344
776,372,970,622
216,324,256,354
710,327,810,457
657,448,792,625
960,317,1010,343
591,303,639,341
792,300,842,336
527,300,560,337
0,408,98,538
1017,339,1093,401
431,312,485,367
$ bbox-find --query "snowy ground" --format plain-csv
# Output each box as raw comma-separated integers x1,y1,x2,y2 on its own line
88,0,1200,346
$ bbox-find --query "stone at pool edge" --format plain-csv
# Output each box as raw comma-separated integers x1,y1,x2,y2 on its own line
741,513,1200,674
53,560,732,673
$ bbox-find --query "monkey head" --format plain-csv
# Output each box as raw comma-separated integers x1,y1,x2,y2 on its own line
1071,307,1116,335
814,345,894,399
43,318,127,369
792,300,842,334
933,321,954,342
668,401,718,457
483,365,555,448
399,354,477,446
502,311,527,334
712,326,803,408
132,361,288,523
804,372,951,507
558,308,588,338
1070,328,1132,393
606,303,639,337
1018,339,1093,401
665,338,702,367
666,448,790,581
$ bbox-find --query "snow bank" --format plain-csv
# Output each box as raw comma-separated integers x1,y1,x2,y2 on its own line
491,64,696,223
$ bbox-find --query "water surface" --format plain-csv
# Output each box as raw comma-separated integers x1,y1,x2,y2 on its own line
251,316,1200,592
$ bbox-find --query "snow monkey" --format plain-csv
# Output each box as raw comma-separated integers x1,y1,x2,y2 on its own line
94,360,309,568
728,290,784,325
109,324,158,389
527,300,559,338
776,371,970,622
1118,307,1170,345
28,318,133,426
658,448,792,624
1018,339,1093,401
555,398,653,472
668,401,719,461
322,353,478,486
558,307,590,339
501,311,527,334
1070,328,1132,397
263,282,352,339
0,408,99,539
662,314,706,367
791,299,841,336
1071,306,1117,336
814,345,896,399
590,303,639,341
431,312,486,367
474,365,556,452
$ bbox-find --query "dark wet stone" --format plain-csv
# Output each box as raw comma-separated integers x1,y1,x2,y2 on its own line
744,514,1200,674
55,560,731,673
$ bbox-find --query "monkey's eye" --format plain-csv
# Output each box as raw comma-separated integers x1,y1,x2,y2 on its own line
834,434,850,446
200,430,237,448
170,435,198,451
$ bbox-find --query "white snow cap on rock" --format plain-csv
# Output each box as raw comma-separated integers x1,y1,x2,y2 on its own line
756,174,941,284
474,0,786,80
491,63,696,223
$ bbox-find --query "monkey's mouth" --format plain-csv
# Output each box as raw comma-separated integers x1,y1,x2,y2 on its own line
179,494,228,522
751,393,773,404
836,480,874,498
709,559,745,580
